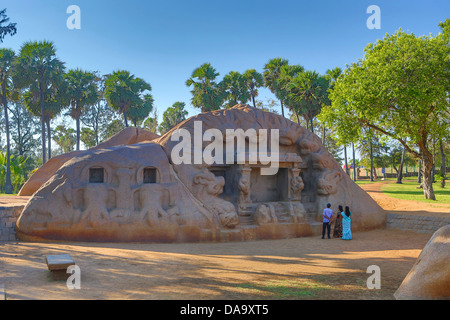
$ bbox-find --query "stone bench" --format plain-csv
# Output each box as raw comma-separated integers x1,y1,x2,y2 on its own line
45,254,76,280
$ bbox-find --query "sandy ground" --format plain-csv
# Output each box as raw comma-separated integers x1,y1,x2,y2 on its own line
0,180,447,300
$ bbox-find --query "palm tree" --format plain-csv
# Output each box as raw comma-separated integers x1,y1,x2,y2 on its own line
276,64,304,122
243,69,264,108
127,94,154,127
222,71,250,108
285,70,330,133
22,80,67,160
104,70,152,127
263,58,289,117
64,69,98,150
0,48,15,193
14,40,65,164
186,63,225,112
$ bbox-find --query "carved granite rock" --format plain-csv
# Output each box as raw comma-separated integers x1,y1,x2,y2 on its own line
16,104,386,242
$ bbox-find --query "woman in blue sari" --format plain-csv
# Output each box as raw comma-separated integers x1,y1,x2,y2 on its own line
341,206,352,240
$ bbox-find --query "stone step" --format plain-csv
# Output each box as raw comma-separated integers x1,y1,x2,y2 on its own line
238,215,254,226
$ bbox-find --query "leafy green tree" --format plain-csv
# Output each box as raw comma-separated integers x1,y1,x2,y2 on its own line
159,101,188,134
102,119,125,141
9,154,28,193
64,69,98,150
0,9,16,43
243,69,264,108
9,100,40,156
0,48,15,193
80,74,117,146
53,125,76,154
14,40,65,164
142,108,159,133
80,127,97,149
322,22,450,199
0,151,28,193
186,63,225,112
222,71,250,108
104,70,152,127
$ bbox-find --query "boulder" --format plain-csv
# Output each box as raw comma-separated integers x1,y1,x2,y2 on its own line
394,224,450,300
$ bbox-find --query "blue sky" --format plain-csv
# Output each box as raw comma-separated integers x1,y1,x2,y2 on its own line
1,0,449,122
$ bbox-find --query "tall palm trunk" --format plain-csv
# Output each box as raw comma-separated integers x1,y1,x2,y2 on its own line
1,83,13,194
39,88,47,164
46,117,52,160
280,100,285,118
76,116,81,150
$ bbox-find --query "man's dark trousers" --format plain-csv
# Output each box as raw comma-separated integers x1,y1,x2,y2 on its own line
322,222,331,239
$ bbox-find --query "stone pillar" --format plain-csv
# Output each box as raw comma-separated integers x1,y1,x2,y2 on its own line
116,168,133,210
289,167,304,201
237,166,252,215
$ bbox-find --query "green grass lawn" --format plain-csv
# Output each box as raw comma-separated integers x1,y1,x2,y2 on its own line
354,178,396,185
381,178,450,204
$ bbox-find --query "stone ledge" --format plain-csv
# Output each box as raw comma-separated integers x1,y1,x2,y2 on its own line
0,205,24,242
387,213,450,234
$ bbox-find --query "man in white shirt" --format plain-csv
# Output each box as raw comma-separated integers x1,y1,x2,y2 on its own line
322,203,333,239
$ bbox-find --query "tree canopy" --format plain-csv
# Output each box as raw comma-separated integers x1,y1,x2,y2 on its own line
320,21,450,199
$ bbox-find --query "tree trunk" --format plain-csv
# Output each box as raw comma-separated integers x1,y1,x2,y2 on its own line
322,125,326,146
396,146,405,184
76,117,81,151
123,111,129,127
252,95,256,108
295,111,300,125
440,139,446,188
352,143,357,181
280,100,285,118
344,145,349,176
370,140,374,182
46,117,52,160
40,89,47,164
417,159,422,184
2,84,13,194
421,153,436,200
310,119,314,134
